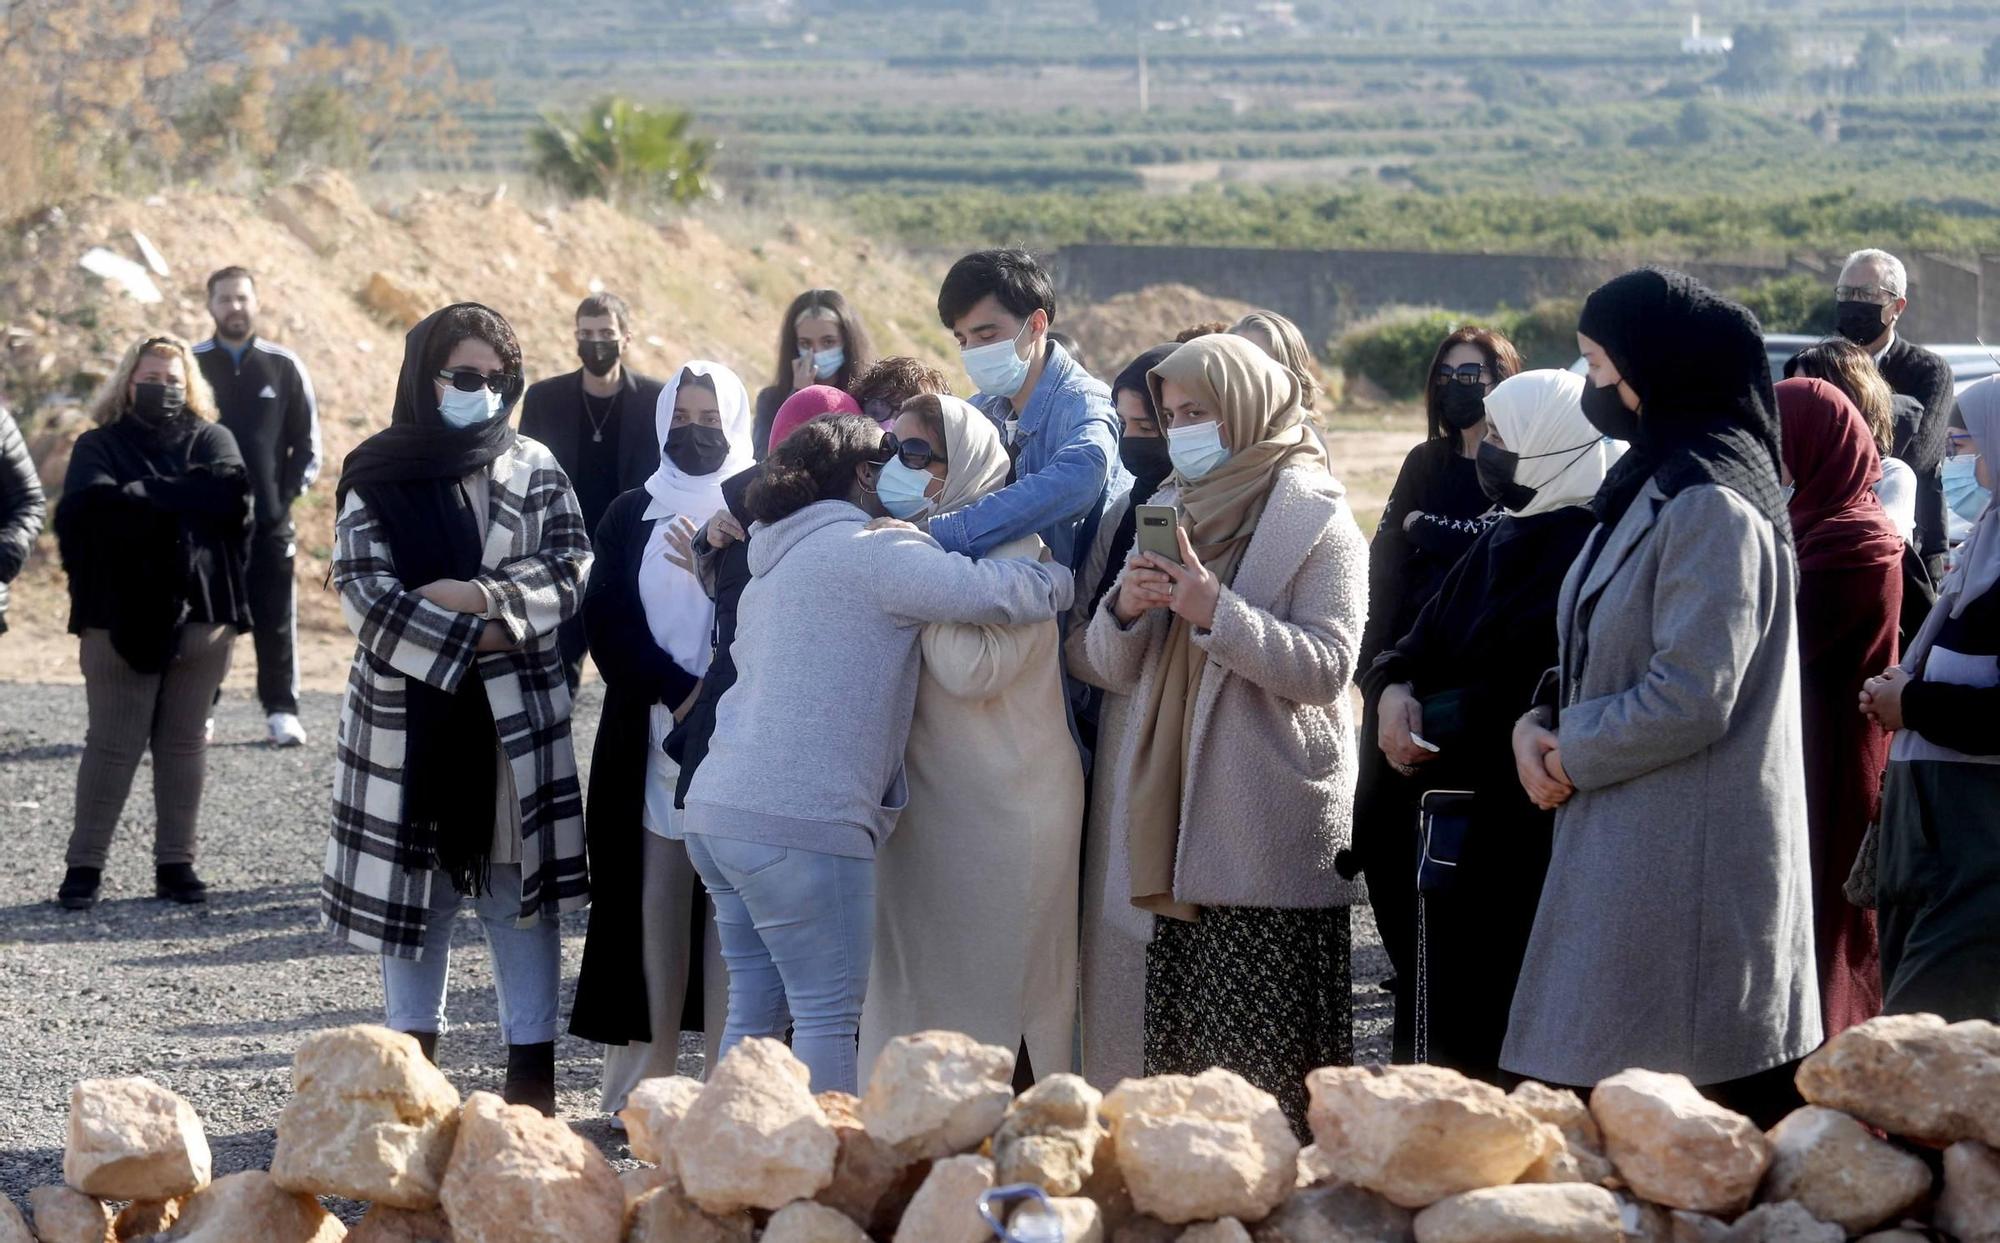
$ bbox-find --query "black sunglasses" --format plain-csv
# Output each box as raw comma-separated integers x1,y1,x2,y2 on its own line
1433,363,1489,387
887,434,947,472
436,367,523,400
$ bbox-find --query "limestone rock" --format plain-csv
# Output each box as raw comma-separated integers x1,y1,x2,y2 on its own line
112,1199,180,1241
1590,1070,1769,1214
359,272,432,329
1044,1196,1107,1242
1855,1232,1932,1243
1668,1211,1729,1243
1615,1195,1672,1243
1180,1221,1253,1243
158,1172,345,1242
271,1025,460,1210
861,1031,1016,1160
1295,1145,1337,1189
620,1163,678,1210
1716,1201,1842,1243
1103,1070,1299,1225
672,1038,837,1214
1512,1084,1616,1187
1795,1013,2000,1148
814,1091,913,1231
437,1092,623,1243
620,1076,704,1167
1938,1141,2000,1243
625,1186,754,1243
762,1200,872,1243
1412,1184,1621,1243
892,1154,995,1243
0,1196,29,1243
347,1207,453,1243
994,1074,1104,1196
1305,1065,1551,1208
1759,1106,1930,1234
25,1187,111,1243
1251,1182,1414,1243
64,1078,211,1202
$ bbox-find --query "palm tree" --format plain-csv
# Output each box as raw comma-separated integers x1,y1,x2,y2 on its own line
527,96,716,207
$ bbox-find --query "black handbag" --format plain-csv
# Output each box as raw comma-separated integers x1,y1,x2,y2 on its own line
1415,687,1471,750
1416,789,1476,894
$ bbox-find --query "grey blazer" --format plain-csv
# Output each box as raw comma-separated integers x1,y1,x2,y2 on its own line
1501,479,1823,1086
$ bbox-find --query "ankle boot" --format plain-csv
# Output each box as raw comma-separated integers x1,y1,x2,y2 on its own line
401,1030,439,1064
155,863,209,904
502,1041,556,1117
58,867,102,911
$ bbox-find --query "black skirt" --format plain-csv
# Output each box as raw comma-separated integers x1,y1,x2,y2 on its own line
1878,759,2000,1022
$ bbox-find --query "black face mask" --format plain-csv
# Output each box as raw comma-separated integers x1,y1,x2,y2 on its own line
665,423,730,476
1580,380,1641,443
1476,440,1537,511
1120,434,1173,484
1436,384,1488,432
130,382,188,427
578,339,621,377
1834,300,1889,348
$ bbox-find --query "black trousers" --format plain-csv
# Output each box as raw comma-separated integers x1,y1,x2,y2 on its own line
246,523,299,714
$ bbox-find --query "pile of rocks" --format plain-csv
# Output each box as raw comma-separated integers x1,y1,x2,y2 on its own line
6,1013,2000,1242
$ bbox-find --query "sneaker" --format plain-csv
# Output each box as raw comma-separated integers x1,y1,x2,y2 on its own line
267,712,307,748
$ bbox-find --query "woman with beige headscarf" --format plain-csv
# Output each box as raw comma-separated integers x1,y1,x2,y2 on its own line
1074,334,1367,1132
859,394,1086,1081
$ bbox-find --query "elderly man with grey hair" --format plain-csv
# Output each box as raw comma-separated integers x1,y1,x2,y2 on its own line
1835,247,1957,584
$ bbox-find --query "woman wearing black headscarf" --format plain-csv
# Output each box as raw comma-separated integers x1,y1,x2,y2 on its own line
324,303,592,1116
1504,269,1820,1125
1069,342,1177,1087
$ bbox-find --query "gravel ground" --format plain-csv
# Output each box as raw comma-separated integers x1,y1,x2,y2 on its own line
0,677,1390,1213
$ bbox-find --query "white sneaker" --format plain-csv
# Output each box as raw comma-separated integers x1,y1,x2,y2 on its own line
267,712,307,748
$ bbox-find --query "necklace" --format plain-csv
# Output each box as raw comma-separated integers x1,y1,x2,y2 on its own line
583,388,619,443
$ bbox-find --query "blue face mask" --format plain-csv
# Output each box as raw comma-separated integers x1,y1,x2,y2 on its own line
1166,420,1230,481
875,457,939,520
1944,454,1991,523
805,345,844,381
961,320,1035,398
438,385,500,429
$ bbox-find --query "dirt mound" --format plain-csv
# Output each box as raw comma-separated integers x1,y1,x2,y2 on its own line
0,170,960,672
1060,282,1256,378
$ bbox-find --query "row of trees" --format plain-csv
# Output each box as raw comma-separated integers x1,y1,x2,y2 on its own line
1723,26,2000,98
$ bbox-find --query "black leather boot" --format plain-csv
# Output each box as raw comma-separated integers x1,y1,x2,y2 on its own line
402,1030,439,1064
502,1041,556,1117
155,863,209,904
58,867,102,911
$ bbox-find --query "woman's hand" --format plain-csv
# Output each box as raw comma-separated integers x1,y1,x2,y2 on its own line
1860,666,1910,731
1112,551,1174,624
662,516,700,574
672,680,703,724
791,352,816,392
705,509,746,549
1377,682,1434,772
415,578,487,614
865,516,919,533
1513,712,1575,810
1140,526,1221,630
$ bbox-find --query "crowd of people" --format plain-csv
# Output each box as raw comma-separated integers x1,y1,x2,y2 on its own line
37,242,1999,1134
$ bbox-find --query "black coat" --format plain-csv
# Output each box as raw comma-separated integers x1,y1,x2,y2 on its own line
666,467,756,806
569,487,705,1047
0,408,45,632
1359,437,1494,670
520,367,664,529
1879,336,1957,567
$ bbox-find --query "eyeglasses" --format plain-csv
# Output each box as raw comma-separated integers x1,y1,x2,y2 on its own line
436,367,522,399
1948,432,1978,461
1835,285,1900,305
887,434,946,471
861,397,897,424
1433,363,1488,387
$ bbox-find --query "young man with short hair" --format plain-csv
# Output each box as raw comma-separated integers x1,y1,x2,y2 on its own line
520,292,666,689
193,266,319,747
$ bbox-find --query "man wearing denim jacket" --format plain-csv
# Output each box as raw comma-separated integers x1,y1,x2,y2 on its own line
926,249,1120,578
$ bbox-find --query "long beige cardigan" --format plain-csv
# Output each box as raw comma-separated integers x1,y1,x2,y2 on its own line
860,532,1086,1080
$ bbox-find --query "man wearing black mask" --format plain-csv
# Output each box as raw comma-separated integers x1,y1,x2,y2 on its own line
1833,248,1956,581
521,292,665,689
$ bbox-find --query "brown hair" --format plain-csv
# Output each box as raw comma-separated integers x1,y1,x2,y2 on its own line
745,414,893,525
89,334,219,426
1784,338,1897,455
1423,325,1522,440
576,291,632,336
851,356,952,417
1176,321,1231,343
896,394,950,462
1230,311,1324,410
772,289,876,397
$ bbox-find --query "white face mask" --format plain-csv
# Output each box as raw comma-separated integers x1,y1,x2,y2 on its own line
439,385,501,429
961,319,1035,398
1166,420,1231,480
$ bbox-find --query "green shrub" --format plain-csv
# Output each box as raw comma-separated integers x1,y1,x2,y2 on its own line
1729,272,1836,334
1333,308,1468,400
1494,298,1586,370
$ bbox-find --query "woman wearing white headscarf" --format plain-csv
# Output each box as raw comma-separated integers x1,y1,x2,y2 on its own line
571,360,753,1111
1863,375,2000,1023
1359,369,1623,1083
859,394,1086,1081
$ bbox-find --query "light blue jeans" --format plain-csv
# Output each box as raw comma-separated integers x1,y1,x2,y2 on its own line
684,833,875,1093
380,865,562,1046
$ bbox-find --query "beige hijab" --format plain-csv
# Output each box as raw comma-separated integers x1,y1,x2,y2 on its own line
927,394,1012,516
1126,335,1328,920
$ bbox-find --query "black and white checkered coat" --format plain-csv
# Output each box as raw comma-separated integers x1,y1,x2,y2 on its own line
322,437,593,958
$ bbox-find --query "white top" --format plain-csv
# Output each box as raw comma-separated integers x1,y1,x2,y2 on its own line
1875,456,1917,545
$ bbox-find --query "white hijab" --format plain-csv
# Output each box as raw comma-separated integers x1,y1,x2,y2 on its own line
638,360,753,674
1482,369,1625,519
931,395,1012,516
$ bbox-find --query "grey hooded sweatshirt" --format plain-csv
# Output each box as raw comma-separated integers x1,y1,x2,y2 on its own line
683,499,1074,858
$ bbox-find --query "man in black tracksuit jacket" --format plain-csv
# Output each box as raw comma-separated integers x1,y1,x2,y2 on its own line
195,266,320,746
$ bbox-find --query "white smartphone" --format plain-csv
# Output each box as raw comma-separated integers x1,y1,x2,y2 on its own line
1409,734,1441,753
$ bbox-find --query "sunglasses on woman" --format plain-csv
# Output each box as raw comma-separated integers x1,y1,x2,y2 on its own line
887,434,947,471
436,367,523,400
1433,363,1489,387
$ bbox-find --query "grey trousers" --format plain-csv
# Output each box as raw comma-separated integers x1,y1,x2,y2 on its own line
599,829,728,1114
67,625,234,869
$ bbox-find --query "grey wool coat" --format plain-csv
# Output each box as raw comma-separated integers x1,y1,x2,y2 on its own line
1502,479,1823,1087
1073,464,1369,912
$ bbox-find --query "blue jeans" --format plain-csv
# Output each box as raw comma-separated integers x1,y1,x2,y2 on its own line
380,865,562,1046
684,833,875,1093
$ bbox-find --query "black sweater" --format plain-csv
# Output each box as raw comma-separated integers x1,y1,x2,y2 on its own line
1903,584,2000,758
1879,336,1957,565
1360,437,1494,670
194,337,318,531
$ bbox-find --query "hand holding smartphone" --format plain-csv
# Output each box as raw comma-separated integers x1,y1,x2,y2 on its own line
1134,504,1182,565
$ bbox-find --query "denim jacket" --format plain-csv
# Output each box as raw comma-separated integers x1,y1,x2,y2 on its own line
928,342,1120,573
